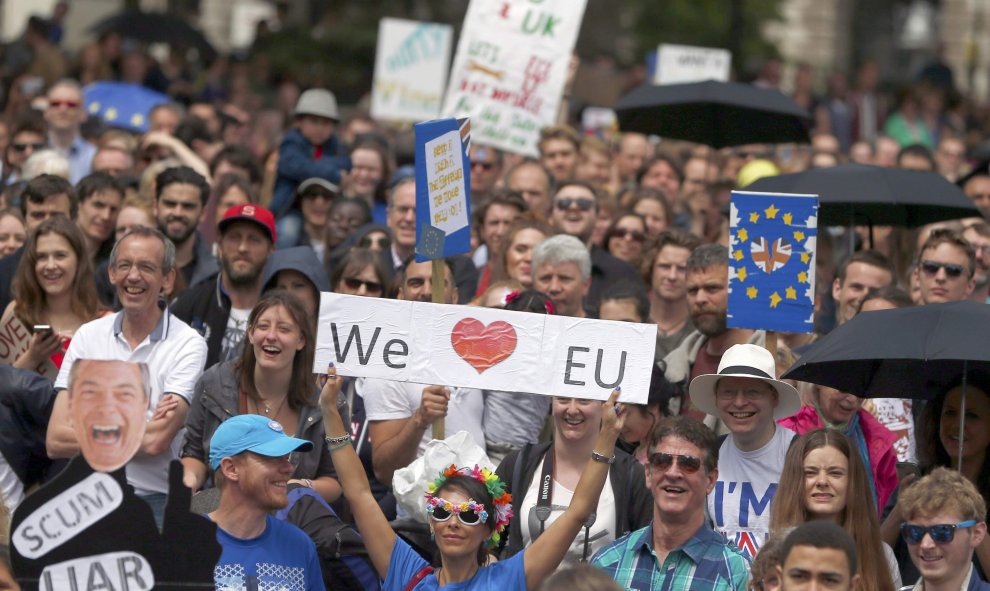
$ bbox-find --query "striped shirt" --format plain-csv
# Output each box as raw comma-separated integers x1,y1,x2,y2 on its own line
591,524,750,591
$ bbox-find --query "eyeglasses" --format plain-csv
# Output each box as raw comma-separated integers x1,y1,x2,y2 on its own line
648,452,703,474
426,497,489,526
555,197,595,212
343,277,382,293
901,520,977,544
113,260,162,276
49,100,80,109
471,161,496,171
358,236,391,249
715,386,774,401
11,142,44,152
612,228,646,243
920,260,967,279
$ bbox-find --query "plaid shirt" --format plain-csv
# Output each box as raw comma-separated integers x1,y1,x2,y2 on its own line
591,523,751,591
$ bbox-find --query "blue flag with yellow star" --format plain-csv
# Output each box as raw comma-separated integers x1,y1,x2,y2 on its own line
727,190,818,333
83,82,169,133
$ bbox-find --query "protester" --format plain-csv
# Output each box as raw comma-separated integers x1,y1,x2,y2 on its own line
43,79,93,184
323,194,372,260
914,228,977,304
603,212,648,267
489,218,552,289
0,208,25,258
769,429,899,591
74,171,123,265
631,188,673,239
152,166,217,299
343,139,390,219
777,521,860,591
539,125,580,183
279,177,342,252
505,160,554,218
261,246,330,320
330,247,390,299
643,230,702,360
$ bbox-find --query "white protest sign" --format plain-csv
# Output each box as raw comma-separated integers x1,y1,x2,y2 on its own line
41,552,154,591
424,129,468,234
655,44,732,85
441,0,588,156
371,18,453,122
314,293,656,402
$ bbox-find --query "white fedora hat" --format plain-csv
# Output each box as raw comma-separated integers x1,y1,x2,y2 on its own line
688,343,801,420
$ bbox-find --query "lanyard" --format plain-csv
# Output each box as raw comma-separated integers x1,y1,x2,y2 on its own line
533,445,598,561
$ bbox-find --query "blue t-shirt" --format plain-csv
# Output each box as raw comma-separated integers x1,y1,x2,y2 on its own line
383,537,526,590
215,514,326,591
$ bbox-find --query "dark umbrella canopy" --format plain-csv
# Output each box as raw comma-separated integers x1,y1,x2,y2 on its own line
782,301,990,399
614,80,811,148
747,163,978,227
90,10,216,60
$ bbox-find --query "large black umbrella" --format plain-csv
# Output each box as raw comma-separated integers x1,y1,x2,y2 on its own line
746,163,978,227
614,80,811,148
90,10,216,61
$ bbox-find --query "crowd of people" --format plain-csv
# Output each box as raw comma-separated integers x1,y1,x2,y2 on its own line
1,5,990,591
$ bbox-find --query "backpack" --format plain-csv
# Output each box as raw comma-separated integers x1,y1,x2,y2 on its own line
275,486,380,591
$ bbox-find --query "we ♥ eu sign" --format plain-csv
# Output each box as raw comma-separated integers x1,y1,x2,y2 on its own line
314,293,657,403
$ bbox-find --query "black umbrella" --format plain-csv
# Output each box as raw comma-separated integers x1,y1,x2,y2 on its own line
614,80,811,148
746,163,978,227
90,10,216,61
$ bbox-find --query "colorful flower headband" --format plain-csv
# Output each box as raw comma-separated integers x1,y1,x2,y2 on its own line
425,464,513,548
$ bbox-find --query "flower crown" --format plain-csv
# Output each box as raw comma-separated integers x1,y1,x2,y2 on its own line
425,464,513,548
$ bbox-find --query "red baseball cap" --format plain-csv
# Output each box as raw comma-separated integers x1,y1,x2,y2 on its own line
218,204,276,243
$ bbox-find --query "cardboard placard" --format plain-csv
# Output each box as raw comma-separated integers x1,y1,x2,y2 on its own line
654,44,732,85
371,18,453,122
415,117,472,261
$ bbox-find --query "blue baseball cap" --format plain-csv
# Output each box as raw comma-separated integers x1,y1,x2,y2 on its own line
209,414,313,470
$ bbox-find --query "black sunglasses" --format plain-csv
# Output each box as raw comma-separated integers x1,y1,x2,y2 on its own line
343,277,382,293
901,520,977,544
358,236,391,249
471,161,496,171
648,452,702,474
11,142,44,152
920,260,967,278
612,228,646,243
555,197,595,212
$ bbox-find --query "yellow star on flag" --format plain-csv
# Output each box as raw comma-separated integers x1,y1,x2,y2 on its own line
747,286,758,299
105,107,118,121
801,253,810,264
738,228,748,242
798,271,808,284
786,286,797,300
793,231,805,241
783,213,793,225
737,267,748,282
769,291,782,308
749,212,760,223
765,204,779,219
733,249,744,261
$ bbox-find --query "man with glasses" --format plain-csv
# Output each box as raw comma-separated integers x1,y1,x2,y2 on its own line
592,415,749,590
44,79,94,184
914,229,976,304
2,115,46,187
688,344,800,560
47,227,207,525
899,467,990,591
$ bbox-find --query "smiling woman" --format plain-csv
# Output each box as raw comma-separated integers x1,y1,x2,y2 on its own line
0,216,103,380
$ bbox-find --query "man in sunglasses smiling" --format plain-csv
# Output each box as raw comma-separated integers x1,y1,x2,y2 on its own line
899,467,990,591
915,229,976,304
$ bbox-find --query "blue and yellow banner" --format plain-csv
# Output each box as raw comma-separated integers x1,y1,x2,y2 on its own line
727,191,818,334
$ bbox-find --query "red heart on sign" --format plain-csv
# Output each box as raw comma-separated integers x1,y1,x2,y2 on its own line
450,318,517,373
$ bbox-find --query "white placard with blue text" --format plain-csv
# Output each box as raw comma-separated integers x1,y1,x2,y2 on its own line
371,18,453,122
314,292,656,403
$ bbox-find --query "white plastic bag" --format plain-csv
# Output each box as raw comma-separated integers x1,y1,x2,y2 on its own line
392,431,494,523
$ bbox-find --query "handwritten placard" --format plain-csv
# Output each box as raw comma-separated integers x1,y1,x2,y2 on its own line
415,118,472,260
654,44,732,85
314,293,656,402
371,18,453,122
441,0,588,156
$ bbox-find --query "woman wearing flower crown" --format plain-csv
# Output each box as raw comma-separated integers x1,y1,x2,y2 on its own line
318,363,625,590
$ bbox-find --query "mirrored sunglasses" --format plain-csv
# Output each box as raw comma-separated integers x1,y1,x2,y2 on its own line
901,520,976,545
648,452,702,474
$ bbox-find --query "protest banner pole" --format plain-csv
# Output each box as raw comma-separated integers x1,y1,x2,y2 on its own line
431,259,446,439
764,330,777,360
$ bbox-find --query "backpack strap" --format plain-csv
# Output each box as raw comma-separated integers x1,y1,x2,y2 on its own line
403,565,434,591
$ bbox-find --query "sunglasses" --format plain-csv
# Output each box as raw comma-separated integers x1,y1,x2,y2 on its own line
49,100,80,109
358,236,390,249
555,197,595,212
612,228,646,243
343,277,382,293
471,161,496,171
901,520,977,544
920,260,967,279
648,452,703,474
11,142,45,152
426,497,489,526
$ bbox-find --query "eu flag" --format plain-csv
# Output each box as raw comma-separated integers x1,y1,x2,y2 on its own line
727,190,819,333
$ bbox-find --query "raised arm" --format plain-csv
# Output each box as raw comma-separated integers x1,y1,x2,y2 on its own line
523,390,623,589
319,367,397,579
368,385,449,484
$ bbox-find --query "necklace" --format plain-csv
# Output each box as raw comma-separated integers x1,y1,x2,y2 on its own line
256,394,287,418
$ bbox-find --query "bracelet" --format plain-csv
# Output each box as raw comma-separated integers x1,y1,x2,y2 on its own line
325,434,351,451
591,450,615,464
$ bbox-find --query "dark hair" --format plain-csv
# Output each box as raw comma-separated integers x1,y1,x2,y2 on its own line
434,475,497,565
396,255,454,298
539,564,623,591
155,166,210,207
897,143,936,170
237,290,316,411
554,179,604,208
637,153,684,185
647,415,718,473
173,116,217,148
209,145,261,185
76,171,124,203
630,188,674,229
330,247,390,295
686,243,728,272
212,172,259,206
836,250,896,284
330,195,372,222
603,211,647,255
858,285,914,312
13,215,101,327
21,174,77,219
504,289,555,315
538,125,580,152
599,280,650,322
641,229,702,283
780,521,858,579
474,190,528,232
489,218,555,284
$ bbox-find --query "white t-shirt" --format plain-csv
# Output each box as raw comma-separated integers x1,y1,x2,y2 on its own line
708,425,795,559
518,457,616,566
221,307,250,361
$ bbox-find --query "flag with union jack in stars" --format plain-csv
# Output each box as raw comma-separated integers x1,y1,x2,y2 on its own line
727,190,819,333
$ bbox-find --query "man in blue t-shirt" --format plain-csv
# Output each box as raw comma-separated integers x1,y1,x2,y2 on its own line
208,414,326,591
